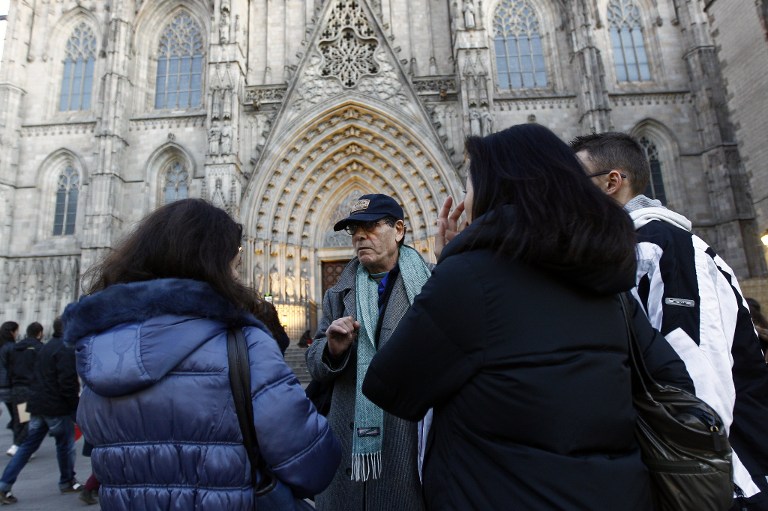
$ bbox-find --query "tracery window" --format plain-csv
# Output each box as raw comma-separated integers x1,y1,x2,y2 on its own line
318,0,379,88
492,0,548,89
639,137,666,204
59,23,97,111
53,166,79,236
155,12,204,109
607,0,651,82
163,161,189,204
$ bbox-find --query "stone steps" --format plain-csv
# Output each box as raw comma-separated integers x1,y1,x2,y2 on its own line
284,343,311,386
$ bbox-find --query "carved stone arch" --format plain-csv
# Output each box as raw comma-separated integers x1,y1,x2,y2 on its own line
630,119,682,208
243,102,458,246
44,8,102,117
485,0,568,94
36,149,87,240
145,142,196,209
131,2,210,113
309,179,372,249
596,0,664,88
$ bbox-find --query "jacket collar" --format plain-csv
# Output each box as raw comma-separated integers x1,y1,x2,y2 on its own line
63,278,260,344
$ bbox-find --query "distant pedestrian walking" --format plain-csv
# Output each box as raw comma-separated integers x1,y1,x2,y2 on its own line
7,322,45,455
0,317,81,505
0,323,19,457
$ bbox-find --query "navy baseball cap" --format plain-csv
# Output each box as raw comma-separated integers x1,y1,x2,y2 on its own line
333,194,404,231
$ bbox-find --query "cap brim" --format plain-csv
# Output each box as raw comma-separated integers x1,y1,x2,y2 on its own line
333,213,389,231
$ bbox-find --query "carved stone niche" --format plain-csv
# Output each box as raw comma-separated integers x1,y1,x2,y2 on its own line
244,86,288,111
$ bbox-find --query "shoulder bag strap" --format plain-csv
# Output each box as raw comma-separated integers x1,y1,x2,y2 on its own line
618,293,656,397
227,327,268,488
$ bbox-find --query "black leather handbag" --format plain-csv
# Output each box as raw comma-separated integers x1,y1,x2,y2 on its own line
619,294,734,511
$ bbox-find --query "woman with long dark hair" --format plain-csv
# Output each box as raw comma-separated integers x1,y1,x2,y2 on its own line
63,198,340,510
362,124,693,510
0,322,19,455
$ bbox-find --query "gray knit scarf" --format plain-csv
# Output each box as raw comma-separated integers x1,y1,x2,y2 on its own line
352,246,431,481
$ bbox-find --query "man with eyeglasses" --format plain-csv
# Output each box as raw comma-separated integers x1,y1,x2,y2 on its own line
572,132,768,511
306,194,430,511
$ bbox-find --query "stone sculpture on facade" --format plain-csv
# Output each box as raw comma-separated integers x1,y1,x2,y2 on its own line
481,106,494,136
220,124,232,154
253,262,264,295
463,0,476,29
219,11,231,44
269,264,280,299
208,124,221,155
285,268,296,303
469,108,481,136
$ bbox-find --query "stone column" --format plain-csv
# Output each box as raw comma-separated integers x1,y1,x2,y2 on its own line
677,0,765,277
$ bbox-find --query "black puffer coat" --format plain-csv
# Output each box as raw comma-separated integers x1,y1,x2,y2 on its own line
363,207,693,511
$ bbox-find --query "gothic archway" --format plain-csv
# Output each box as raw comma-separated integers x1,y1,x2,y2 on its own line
240,100,461,326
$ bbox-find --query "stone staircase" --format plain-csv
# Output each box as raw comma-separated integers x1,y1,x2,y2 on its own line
284,343,311,386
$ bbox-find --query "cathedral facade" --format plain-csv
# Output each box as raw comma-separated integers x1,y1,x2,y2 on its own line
0,0,765,334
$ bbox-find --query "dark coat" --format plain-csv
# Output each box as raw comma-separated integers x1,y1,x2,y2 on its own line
27,335,79,417
363,208,693,511
10,336,43,389
64,278,341,511
0,341,14,402
305,258,427,511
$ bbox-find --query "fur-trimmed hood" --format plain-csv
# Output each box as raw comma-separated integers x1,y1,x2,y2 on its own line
63,278,265,397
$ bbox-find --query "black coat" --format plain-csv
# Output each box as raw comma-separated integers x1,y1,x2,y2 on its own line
28,335,79,417
0,341,14,401
363,209,693,511
10,336,43,389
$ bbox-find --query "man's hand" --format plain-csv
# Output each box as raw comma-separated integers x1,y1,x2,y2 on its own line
435,196,466,259
326,316,360,357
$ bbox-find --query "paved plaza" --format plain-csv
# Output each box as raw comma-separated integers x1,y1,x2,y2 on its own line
0,419,98,510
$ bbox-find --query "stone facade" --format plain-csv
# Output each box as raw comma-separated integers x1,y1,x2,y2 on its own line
705,0,768,267
0,0,765,332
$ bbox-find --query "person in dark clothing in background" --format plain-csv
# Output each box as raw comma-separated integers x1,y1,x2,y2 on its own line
0,323,19,456
7,322,44,456
253,301,291,354
0,317,81,505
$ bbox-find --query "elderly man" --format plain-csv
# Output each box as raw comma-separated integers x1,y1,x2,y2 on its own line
572,132,768,511
306,194,430,511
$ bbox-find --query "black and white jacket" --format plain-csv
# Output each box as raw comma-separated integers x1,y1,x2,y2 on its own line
627,195,768,500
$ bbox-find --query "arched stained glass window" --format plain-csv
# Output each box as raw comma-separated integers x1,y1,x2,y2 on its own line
60,23,96,111
493,0,548,89
155,12,204,109
163,161,189,204
607,0,651,82
639,137,666,204
53,167,79,236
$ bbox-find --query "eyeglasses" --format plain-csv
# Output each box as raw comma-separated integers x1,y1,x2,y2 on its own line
587,170,627,179
344,220,387,236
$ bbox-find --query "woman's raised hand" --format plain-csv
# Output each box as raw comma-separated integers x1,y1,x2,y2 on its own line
435,196,466,260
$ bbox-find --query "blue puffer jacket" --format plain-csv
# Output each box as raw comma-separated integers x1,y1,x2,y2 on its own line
63,278,341,511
